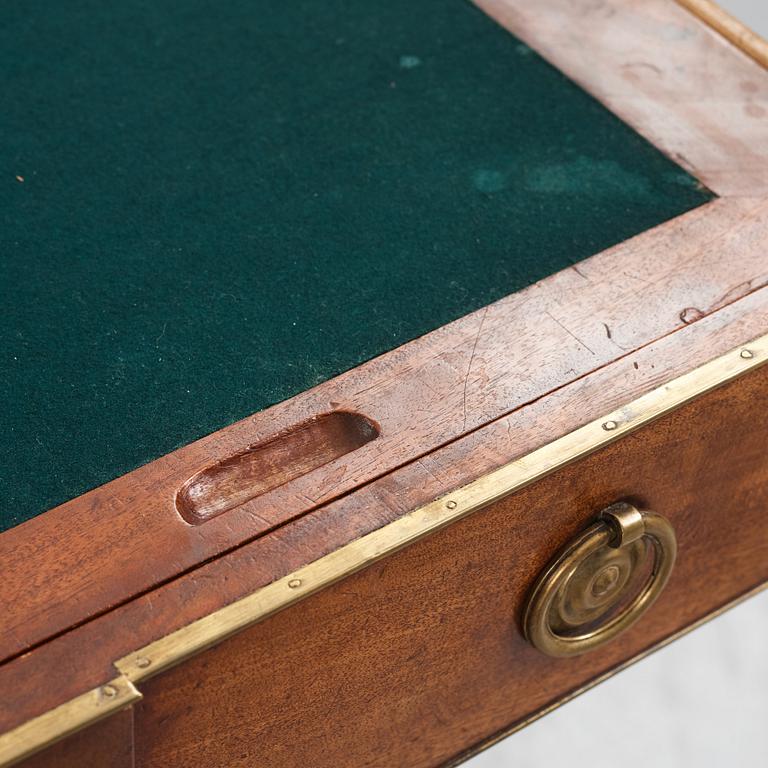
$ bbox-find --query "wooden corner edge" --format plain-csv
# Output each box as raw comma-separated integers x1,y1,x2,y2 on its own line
676,0,768,68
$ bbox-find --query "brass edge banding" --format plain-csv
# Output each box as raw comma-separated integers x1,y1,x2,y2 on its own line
1,335,767,765
115,335,768,683
443,580,768,768
0,676,141,768
676,0,768,69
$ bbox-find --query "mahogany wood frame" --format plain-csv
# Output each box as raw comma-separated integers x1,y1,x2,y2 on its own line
2,1,767,765
130,364,768,768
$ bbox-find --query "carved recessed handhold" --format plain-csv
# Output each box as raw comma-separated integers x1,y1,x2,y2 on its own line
176,411,379,524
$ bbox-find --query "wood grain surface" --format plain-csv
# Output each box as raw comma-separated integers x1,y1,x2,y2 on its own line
474,0,768,196
17,709,133,768
2,197,767,667
1,284,767,737
132,364,768,767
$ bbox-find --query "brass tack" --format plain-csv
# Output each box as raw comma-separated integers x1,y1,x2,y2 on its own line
740,349,754,359
102,684,118,697
136,657,151,669
602,420,618,431
445,500,457,510
288,578,302,589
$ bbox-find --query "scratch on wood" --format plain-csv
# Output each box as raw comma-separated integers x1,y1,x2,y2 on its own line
417,459,444,487
462,307,490,431
545,310,596,355
713,276,768,310
571,264,588,279
681,275,768,325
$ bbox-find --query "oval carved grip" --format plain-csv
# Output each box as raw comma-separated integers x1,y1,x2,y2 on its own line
176,411,379,524
523,503,676,657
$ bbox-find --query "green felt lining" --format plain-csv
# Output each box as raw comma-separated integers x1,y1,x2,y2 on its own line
0,0,711,531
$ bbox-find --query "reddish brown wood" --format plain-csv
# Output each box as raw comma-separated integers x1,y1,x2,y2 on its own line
2,197,768,665
132,365,768,767
18,708,133,768
1,286,766,737
474,0,768,197
176,410,379,524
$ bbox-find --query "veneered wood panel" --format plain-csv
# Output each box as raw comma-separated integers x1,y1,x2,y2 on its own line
133,365,768,767
2,197,768,664
17,708,133,768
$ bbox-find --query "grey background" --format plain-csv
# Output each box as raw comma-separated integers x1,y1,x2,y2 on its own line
469,7,768,764
467,591,768,767
719,0,768,36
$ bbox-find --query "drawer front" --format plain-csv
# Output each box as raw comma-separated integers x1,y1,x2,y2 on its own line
17,711,133,768
131,361,768,767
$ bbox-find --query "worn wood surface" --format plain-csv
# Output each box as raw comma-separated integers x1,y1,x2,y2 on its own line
132,365,768,767
2,197,768,666
17,708,133,768
1,284,767,736
474,0,768,196
176,411,380,524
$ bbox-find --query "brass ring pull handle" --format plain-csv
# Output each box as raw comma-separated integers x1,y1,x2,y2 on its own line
523,503,676,657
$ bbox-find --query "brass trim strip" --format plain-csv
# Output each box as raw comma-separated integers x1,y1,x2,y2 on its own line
115,334,768,684
677,0,768,68
1,333,767,765
0,677,141,768
444,581,768,767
